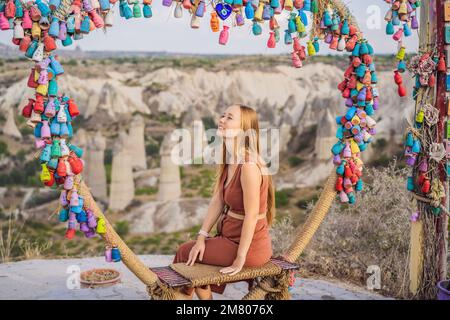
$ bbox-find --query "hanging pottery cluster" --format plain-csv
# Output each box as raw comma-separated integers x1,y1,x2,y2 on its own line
403,49,447,216
0,0,88,219
57,176,122,261
333,37,379,204
315,6,358,53
404,53,442,165
59,187,97,239
119,0,153,19
0,0,116,49
160,0,321,65
0,0,124,260
59,183,121,261
408,52,438,94
383,0,420,97
285,7,318,68
402,3,450,217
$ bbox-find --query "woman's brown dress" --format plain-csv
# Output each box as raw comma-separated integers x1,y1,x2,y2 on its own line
172,161,273,295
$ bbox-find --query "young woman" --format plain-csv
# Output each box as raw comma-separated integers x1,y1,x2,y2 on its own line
172,104,275,300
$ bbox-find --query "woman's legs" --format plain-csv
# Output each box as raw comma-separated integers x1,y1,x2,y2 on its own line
173,237,238,266
195,285,213,300
175,285,212,300
172,237,238,299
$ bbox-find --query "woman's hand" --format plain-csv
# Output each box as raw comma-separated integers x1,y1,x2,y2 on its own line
219,254,246,276
186,237,206,266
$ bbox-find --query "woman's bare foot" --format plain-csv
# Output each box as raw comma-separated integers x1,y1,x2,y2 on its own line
195,285,213,300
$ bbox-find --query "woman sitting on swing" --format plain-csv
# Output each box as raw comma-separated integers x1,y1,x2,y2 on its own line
173,104,276,299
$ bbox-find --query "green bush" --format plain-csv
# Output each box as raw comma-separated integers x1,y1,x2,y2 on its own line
158,112,176,124
114,220,129,237
187,176,201,189
104,149,113,165
370,154,391,167
288,156,305,167
179,166,185,179
0,158,40,186
19,126,33,136
201,116,216,131
0,141,8,155
14,149,27,161
275,190,289,208
199,187,212,198
172,60,182,68
140,234,163,246
135,186,158,195
295,195,319,209
105,164,112,184
65,59,78,66
372,138,388,151
25,190,60,209
146,142,159,156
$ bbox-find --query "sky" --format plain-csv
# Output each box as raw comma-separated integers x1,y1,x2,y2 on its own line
0,0,419,55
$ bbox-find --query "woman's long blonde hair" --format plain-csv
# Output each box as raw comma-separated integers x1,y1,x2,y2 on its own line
213,105,276,226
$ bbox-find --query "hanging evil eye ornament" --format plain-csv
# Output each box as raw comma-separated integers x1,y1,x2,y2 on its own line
215,1,233,20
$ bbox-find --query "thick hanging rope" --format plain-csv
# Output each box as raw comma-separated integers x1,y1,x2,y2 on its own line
75,176,161,289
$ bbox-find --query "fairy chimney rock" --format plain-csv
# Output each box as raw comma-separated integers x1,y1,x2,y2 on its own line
72,129,107,201
85,131,107,201
182,110,207,164
71,128,88,149
109,131,135,211
314,109,336,160
128,114,147,171
3,108,22,139
157,133,181,202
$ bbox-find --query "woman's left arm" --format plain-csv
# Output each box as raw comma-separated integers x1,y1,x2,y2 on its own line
219,162,261,276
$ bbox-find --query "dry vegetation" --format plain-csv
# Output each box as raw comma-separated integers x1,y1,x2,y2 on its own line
270,160,415,298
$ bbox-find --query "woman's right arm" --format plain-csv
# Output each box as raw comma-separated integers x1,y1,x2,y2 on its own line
186,189,224,266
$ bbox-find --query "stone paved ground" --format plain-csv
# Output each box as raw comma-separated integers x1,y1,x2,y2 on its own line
0,255,391,300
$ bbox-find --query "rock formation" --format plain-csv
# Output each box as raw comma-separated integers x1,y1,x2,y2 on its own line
86,131,108,201
2,108,22,139
109,131,135,211
128,114,147,171
157,133,181,202
125,198,208,233
314,109,337,160
181,107,208,165
72,129,107,201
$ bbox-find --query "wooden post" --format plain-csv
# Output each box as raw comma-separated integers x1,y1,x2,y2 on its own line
409,0,449,296
436,0,449,283
409,219,424,294
409,0,432,296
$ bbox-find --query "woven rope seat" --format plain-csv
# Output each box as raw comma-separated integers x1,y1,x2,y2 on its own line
151,257,299,289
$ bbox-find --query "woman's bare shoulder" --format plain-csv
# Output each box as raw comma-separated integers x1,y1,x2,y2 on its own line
240,162,262,183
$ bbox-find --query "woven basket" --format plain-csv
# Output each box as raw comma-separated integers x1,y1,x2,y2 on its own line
80,268,121,287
